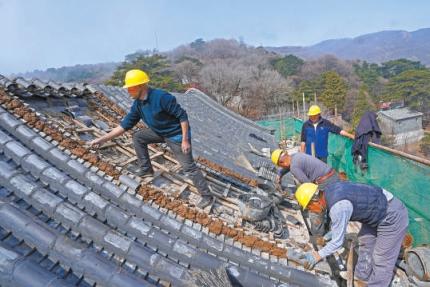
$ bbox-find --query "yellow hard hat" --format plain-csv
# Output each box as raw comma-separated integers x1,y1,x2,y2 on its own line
271,149,284,166
295,183,319,209
308,105,321,116
123,69,150,89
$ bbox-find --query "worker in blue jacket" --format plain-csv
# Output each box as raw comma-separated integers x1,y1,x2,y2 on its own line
301,105,354,163
89,69,213,209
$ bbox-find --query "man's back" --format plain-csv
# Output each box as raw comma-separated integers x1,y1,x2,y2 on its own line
290,153,332,183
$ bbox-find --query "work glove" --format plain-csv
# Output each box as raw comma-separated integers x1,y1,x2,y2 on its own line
300,251,320,270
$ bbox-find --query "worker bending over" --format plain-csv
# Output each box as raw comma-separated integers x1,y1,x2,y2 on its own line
272,149,339,236
296,181,408,287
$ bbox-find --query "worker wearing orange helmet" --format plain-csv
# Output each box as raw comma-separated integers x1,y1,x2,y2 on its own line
301,105,354,163
89,69,213,208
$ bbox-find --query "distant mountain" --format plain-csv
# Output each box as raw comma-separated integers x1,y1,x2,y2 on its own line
266,28,430,65
19,62,119,83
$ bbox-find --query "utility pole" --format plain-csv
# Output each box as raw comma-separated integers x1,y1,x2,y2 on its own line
279,107,283,141
292,100,295,118
302,92,306,121
154,31,159,52
314,92,317,104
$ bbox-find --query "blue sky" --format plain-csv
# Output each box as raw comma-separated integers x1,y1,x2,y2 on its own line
1,0,429,74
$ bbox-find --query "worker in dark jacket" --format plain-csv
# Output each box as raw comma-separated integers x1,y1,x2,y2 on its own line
271,149,340,236
89,69,213,208
295,182,408,287
301,105,354,163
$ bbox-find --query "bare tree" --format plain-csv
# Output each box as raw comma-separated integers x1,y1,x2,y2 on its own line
173,60,201,84
299,55,356,80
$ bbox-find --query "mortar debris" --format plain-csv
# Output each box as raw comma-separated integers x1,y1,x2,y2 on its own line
23,112,38,125
197,157,258,187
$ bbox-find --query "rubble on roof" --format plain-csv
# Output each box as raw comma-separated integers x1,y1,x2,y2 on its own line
4,74,414,286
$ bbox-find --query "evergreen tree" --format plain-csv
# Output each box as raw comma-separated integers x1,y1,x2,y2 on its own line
379,59,425,78
353,61,381,89
351,85,375,128
382,69,430,118
271,54,304,78
190,38,206,51
320,71,347,113
292,79,319,102
106,54,185,92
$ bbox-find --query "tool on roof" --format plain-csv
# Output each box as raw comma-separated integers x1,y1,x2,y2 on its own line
234,153,257,173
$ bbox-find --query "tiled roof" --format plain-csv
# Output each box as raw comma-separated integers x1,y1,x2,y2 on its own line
0,74,339,287
378,107,423,121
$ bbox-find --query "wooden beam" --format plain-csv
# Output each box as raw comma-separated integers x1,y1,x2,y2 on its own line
148,145,179,164
76,127,95,133
150,151,164,159
120,156,137,167
369,142,430,166
152,161,171,173
114,145,134,157
96,110,114,123
173,183,189,198
99,142,117,149
170,164,183,173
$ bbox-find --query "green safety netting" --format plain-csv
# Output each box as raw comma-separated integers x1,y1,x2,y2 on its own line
257,118,430,245
257,118,301,141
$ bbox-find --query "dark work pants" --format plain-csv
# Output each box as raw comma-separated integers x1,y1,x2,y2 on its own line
132,128,210,196
354,198,409,286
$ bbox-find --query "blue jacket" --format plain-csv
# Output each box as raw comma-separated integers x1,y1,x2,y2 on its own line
324,181,388,228
120,88,188,138
301,118,341,158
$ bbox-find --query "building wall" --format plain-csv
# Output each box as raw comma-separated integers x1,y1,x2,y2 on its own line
378,114,423,134
393,117,422,134
393,129,424,146
378,114,424,145
378,114,396,134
